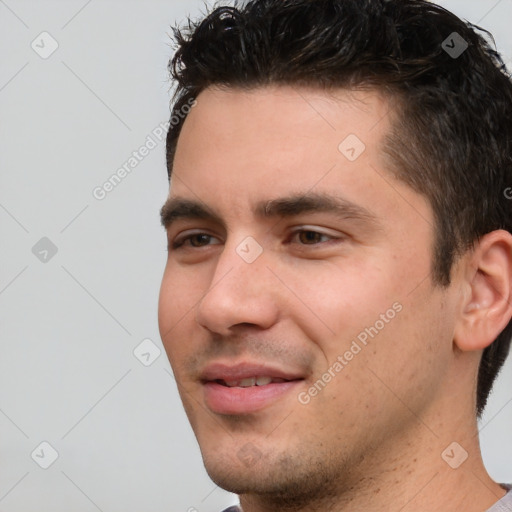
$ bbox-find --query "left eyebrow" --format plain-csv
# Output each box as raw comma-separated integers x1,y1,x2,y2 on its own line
254,192,380,227
160,191,381,231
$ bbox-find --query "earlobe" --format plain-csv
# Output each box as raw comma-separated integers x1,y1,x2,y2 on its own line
454,230,512,352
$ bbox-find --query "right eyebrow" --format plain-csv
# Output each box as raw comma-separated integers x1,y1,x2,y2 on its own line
160,197,224,230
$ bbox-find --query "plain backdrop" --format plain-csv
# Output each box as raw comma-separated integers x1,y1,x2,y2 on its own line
0,1,511,511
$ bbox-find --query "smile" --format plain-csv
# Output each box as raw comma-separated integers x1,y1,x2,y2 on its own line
200,362,305,415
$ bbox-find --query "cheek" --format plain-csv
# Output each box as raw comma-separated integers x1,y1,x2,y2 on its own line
342,284,454,415
284,251,446,381
279,257,401,350
158,264,204,356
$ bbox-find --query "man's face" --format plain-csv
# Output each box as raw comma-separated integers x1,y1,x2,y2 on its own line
158,86,460,497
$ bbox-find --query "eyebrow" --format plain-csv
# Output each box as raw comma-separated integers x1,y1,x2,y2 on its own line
160,192,381,231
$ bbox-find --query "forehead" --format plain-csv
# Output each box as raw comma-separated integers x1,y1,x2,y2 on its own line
168,85,427,228
174,85,392,166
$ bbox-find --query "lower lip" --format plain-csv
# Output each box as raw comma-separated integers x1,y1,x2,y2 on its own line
203,380,302,415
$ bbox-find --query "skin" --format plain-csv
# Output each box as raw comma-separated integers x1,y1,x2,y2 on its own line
158,85,512,512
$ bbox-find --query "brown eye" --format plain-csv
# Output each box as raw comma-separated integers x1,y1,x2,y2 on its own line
292,229,337,245
171,232,221,250
189,234,213,247
297,230,328,244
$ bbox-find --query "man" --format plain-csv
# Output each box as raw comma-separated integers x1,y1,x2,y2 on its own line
158,0,512,510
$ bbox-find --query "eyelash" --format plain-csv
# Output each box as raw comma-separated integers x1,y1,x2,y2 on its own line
170,229,341,251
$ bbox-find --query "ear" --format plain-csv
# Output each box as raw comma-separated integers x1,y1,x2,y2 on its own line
454,230,512,352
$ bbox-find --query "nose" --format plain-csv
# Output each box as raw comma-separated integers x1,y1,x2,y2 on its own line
195,240,280,336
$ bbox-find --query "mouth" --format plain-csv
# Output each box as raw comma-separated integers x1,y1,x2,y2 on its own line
200,363,305,415
213,376,291,387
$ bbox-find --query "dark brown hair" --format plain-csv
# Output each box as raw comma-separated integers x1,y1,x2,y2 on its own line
166,0,512,416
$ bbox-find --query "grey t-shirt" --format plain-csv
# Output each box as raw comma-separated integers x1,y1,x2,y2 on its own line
221,485,512,512
487,485,512,512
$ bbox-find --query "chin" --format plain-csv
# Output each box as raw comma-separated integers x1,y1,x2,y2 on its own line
199,441,283,494
200,441,344,503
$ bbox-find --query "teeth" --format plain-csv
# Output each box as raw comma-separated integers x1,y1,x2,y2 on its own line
239,377,256,387
222,376,279,387
256,376,272,386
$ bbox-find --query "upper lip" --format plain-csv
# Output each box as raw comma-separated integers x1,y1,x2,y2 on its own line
200,361,305,382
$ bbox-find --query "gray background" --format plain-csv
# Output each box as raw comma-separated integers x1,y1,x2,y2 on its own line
0,1,511,511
